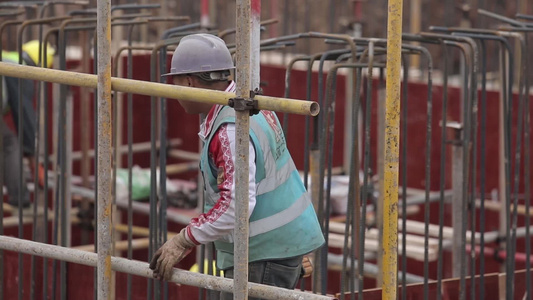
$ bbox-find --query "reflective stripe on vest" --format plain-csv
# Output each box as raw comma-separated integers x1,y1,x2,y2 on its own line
256,158,295,195
204,189,311,242
249,191,311,237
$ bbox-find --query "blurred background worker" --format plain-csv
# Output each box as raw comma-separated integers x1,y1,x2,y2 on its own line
150,34,324,299
2,40,53,209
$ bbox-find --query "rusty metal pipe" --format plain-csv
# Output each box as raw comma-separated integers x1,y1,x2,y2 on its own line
315,48,353,295
55,17,99,265
147,38,182,300
498,22,533,300
168,30,219,39
218,18,278,39
282,55,311,136
95,0,113,297
161,23,202,39
0,1,44,7
477,9,525,27
308,33,360,296
421,32,480,300
0,8,25,17
31,12,86,298
428,30,515,299
357,41,378,297
516,13,533,21
113,45,174,77
322,62,363,300
110,3,160,12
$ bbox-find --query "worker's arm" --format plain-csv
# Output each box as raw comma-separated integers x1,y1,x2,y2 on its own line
150,123,256,280
186,123,257,245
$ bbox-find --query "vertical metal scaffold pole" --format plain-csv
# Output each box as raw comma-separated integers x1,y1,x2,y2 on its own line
382,0,403,298
96,0,113,298
234,0,260,299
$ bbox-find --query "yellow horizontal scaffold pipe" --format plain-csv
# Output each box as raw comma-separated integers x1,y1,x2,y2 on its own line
0,62,319,116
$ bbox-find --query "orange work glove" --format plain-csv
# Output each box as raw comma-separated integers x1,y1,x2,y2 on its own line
37,163,45,188
27,157,45,187
149,228,195,281
301,255,313,278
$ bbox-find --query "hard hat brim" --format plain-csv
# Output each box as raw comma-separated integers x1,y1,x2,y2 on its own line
161,66,235,78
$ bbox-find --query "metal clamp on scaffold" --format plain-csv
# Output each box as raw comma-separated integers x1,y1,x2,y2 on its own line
228,89,261,116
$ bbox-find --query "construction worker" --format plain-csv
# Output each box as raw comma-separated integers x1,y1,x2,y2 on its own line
2,40,53,209
149,34,325,298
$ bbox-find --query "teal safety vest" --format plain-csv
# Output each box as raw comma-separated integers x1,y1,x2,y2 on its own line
200,106,325,270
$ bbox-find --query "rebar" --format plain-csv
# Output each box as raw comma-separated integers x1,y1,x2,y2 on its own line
16,15,71,300
0,17,23,300
317,48,352,295
358,42,376,298
150,35,180,300
400,54,409,300
282,55,310,136
478,38,488,300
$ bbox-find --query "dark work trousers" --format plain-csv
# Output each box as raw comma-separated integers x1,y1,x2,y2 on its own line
4,75,36,156
2,75,35,207
2,118,30,207
220,255,303,300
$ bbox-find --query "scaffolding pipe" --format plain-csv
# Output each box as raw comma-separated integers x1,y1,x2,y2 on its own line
96,0,113,297
0,62,318,116
382,0,404,298
0,236,334,300
233,0,259,299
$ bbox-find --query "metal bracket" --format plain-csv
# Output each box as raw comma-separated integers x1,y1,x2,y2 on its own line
228,89,261,116
442,120,464,146
492,245,505,264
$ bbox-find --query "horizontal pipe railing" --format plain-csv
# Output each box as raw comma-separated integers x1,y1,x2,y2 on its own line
0,236,335,300
0,62,319,116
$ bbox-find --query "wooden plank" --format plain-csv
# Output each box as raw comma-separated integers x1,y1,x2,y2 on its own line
396,219,499,243
329,204,420,224
328,233,436,262
328,222,440,250
476,199,533,217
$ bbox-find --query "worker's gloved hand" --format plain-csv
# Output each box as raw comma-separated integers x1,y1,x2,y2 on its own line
301,255,313,278
149,227,195,281
27,156,45,188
